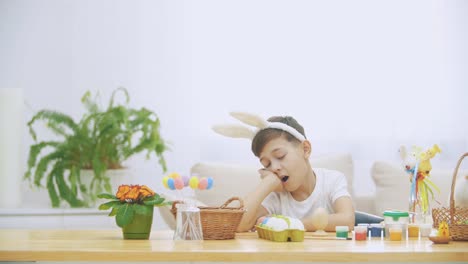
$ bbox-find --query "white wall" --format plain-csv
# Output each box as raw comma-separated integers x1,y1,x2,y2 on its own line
1,0,467,210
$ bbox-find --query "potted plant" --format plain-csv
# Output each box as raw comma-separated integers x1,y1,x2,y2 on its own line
24,87,168,208
98,184,171,239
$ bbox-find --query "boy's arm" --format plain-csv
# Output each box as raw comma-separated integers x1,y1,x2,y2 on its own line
301,196,355,231
236,171,281,232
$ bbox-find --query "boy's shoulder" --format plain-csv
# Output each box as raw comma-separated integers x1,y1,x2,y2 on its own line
314,167,345,178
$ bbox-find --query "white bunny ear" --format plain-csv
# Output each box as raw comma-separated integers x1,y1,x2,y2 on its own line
230,112,268,129
212,124,256,139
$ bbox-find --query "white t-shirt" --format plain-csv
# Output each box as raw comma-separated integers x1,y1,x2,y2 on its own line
261,168,351,219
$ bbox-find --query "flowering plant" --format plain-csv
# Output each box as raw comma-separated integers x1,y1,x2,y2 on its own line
98,184,171,227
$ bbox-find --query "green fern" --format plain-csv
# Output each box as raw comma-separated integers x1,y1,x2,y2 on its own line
25,87,169,208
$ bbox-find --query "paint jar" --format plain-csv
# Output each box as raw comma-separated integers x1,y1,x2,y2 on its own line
419,223,432,237
383,211,409,239
370,223,384,238
335,226,349,239
354,225,367,241
408,223,420,237
389,225,403,241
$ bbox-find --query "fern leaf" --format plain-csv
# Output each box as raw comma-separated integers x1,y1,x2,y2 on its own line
54,165,85,207
46,169,60,208
33,151,62,186
27,110,80,137
108,87,129,109
69,166,78,197
81,90,100,113
26,141,61,169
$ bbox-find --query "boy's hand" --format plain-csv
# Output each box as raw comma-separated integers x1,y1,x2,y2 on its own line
258,169,284,193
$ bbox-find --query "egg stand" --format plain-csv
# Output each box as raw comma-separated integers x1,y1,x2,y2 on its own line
311,207,329,237
163,174,213,240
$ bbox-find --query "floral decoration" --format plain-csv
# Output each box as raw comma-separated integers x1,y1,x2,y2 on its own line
98,184,171,227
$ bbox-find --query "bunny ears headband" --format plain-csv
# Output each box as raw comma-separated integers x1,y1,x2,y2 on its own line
212,112,306,142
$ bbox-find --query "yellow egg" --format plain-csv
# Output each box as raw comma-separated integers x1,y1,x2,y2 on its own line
162,176,170,189
169,172,181,179
189,176,199,189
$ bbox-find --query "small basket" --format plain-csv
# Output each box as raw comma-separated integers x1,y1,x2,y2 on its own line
171,197,245,240
432,152,468,241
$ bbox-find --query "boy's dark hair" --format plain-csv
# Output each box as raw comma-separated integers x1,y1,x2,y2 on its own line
251,116,306,157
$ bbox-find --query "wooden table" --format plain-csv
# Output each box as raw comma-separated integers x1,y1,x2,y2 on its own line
0,229,467,262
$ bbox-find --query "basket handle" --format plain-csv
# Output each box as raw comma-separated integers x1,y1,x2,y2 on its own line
170,200,183,218
220,197,244,209
449,152,468,223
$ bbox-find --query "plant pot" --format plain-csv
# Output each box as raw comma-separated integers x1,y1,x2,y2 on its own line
121,205,154,239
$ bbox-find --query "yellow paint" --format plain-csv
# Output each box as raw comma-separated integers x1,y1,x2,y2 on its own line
389,228,402,241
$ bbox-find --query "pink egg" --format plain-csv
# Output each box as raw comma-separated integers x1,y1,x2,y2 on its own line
198,177,208,190
174,177,184,190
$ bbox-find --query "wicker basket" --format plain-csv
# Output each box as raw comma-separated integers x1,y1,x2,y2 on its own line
432,152,468,241
171,197,245,240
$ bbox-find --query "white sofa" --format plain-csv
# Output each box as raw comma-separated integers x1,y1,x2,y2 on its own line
160,153,462,229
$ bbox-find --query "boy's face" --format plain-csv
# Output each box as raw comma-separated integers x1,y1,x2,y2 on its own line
259,136,310,192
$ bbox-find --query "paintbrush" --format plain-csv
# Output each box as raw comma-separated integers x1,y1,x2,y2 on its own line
306,236,352,240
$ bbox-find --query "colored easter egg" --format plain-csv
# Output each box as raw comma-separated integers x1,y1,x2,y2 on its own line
174,177,184,190
198,177,208,190
189,176,199,189
162,176,170,189
256,216,267,226
169,172,180,179
167,178,176,190
206,177,214,190
182,175,190,187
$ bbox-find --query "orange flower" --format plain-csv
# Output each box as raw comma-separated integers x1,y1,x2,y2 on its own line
116,185,131,202
114,184,156,202
140,185,155,198
125,185,141,201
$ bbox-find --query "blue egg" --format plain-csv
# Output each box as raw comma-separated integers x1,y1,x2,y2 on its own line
262,217,269,225
207,177,214,190
167,178,176,190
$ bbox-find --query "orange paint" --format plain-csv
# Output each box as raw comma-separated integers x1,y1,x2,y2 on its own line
408,224,419,237
389,228,402,241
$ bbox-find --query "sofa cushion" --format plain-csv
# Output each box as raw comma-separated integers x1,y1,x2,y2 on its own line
191,153,354,207
371,161,463,216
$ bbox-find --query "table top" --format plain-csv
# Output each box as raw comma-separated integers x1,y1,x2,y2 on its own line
0,229,467,262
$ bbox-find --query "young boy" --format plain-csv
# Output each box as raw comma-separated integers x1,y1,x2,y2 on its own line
213,113,355,232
